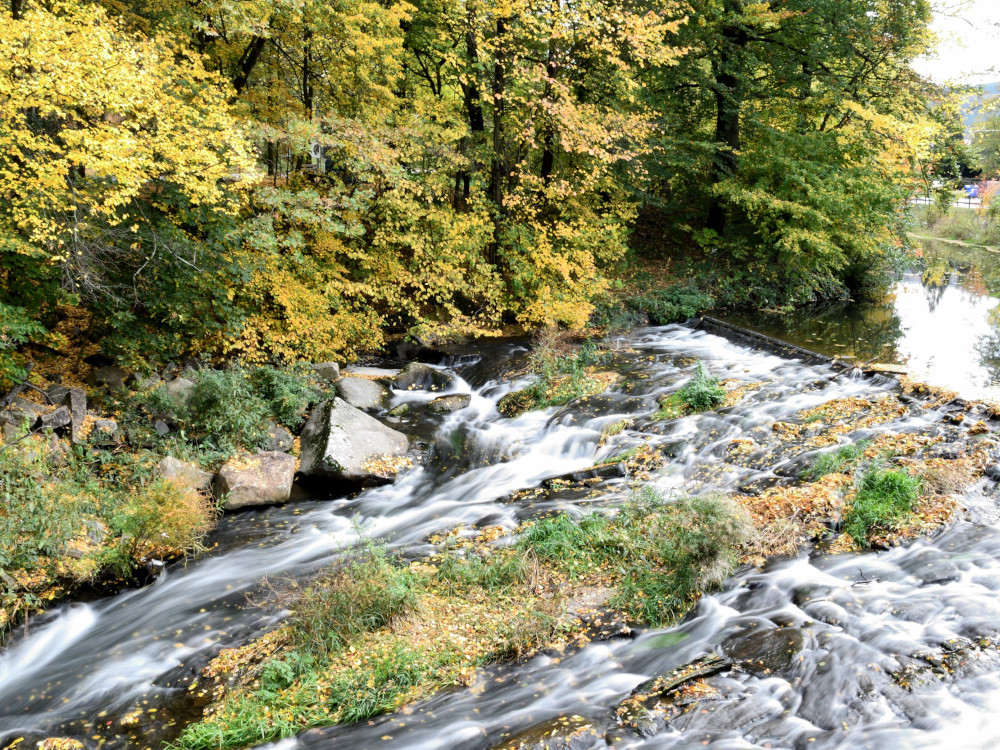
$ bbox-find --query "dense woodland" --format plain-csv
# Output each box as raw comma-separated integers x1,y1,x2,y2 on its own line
0,0,961,380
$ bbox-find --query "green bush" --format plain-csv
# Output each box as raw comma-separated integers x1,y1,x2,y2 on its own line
653,363,725,420
627,284,713,325
843,465,922,547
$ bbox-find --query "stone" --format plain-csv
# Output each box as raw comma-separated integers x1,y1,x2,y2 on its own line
336,377,389,410
88,365,129,390
68,388,86,444
343,366,400,379
34,406,72,431
164,376,195,403
986,464,1000,482
298,398,409,486
721,626,805,676
1,423,19,444
154,420,171,436
214,451,297,510
427,394,471,413
388,403,411,417
46,384,70,405
266,422,294,453
91,418,120,445
312,362,341,383
0,397,45,427
157,456,213,493
161,362,180,380
391,362,453,391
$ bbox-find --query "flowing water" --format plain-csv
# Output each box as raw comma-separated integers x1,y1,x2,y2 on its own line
2,324,999,750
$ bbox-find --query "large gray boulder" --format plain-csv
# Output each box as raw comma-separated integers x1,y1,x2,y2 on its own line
336,377,389,410
391,362,453,392
164,376,195,403
298,398,409,486
312,362,341,383
157,456,213,493
213,451,297,510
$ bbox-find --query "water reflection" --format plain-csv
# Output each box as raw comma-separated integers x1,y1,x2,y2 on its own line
719,238,1000,399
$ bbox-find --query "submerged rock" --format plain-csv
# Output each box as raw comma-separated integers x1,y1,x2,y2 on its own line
721,626,805,675
336,376,389,410
427,393,471,413
298,398,409,487
214,451,297,510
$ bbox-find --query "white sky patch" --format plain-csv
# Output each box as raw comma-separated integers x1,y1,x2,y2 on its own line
912,0,1000,84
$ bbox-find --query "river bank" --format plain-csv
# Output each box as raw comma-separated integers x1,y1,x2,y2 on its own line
3,322,997,750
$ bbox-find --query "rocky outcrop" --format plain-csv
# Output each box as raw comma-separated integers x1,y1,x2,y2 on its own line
266,422,294,453
336,377,389,410
298,398,409,486
157,456,213,493
391,362,453,391
213,452,297,510
87,365,129,390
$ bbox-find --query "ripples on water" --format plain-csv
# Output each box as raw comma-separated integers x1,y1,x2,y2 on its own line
2,324,999,750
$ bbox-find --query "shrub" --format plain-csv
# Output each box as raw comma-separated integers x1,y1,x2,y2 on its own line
627,284,713,325
653,363,725,420
843,465,922,547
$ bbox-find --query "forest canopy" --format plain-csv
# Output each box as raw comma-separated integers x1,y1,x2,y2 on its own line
0,0,953,376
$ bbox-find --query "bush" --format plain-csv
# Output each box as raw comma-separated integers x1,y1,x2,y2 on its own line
627,284,713,325
843,465,922,547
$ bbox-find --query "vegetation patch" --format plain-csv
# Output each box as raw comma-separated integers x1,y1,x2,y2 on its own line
652,364,725,421
842,466,922,548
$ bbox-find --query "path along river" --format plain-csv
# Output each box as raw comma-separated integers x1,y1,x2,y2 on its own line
3,320,1000,750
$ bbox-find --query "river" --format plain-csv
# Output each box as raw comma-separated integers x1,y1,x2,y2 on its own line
1,314,999,749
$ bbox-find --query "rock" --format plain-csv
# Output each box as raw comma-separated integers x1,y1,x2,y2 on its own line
164,376,195,403
88,365,129,390
154,420,171,437
343,366,401,380
266,422,294,453
427,394,471,413
388,403,411,417
987,464,1000,482
298,398,409,486
336,377,389,410
494,715,606,750
157,456,213,493
46,384,70,405
91,418,120,445
214,451,297,510
161,362,180,380
45,436,70,468
68,388,87,444
391,362,453,391
0,397,45,427
721,626,805,676
312,362,341,383
34,406,72,432
1,423,19,444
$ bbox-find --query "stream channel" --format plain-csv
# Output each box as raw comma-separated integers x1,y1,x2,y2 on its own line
5,270,1000,748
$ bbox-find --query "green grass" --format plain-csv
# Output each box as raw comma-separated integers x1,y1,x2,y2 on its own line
843,465,922,548
593,446,640,467
652,363,725,421
521,489,751,625
498,339,611,417
802,440,871,480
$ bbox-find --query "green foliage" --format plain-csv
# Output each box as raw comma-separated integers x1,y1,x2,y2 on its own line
627,285,713,325
802,440,871,480
843,465,922,547
287,540,419,657
498,338,611,417
435,550,533,596
652,363,725,420
0,303,47,388
522,489,750,625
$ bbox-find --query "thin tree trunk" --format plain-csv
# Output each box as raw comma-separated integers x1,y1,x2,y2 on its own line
707,10,745,236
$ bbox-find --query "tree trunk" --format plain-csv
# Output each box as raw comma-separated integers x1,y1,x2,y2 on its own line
11,0,22,20
540,35,558,185
707,7,745,236
233,37,267,95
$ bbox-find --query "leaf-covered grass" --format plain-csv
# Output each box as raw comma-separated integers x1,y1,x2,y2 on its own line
652,363,725,421
801,440,871,480
173,490,752,748
843,465,922,548
522,489,751,626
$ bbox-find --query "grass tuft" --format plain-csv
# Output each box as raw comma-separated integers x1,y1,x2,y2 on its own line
843,465,922,547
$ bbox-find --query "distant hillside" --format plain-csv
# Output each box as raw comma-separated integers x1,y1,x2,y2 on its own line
964,81,1000,130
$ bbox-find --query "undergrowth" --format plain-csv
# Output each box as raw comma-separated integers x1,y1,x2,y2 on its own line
802,440,871,480
652,363,725,420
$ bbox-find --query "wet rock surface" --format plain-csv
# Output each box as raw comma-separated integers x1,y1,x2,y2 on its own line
213,451,297,510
